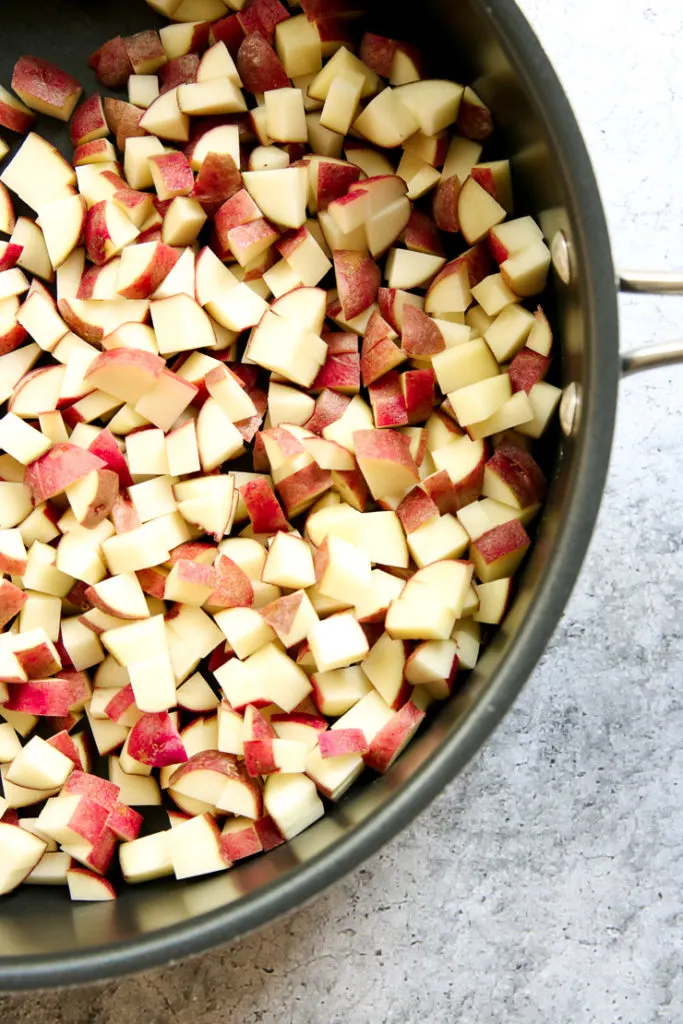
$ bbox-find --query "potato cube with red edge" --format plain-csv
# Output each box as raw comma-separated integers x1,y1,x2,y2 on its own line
65,469,119,529
23,443,106,505
353,428,419,501
307,611,369,673
262,532,315,590
0,84,35,136
213,607,275,659
123,30,167,75
469,518,530,582
7,736,74,791
259,590,319,648
12,57,82,122
363,699,425,773
164,559,217,607
0,528,28,576
240,477,289,534
149,153,194,202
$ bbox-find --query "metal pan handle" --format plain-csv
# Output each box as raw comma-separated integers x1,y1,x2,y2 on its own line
617,271,683,376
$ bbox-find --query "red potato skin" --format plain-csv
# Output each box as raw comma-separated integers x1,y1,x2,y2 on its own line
304,388,351,434
0,96,34,135
0,579,27,628
210,15,246,58
24,443,106,504
457,94,494,141
259,591,304,642
402,209,444,256
359,33,397,77
89,36,133,89
473,519,530,567
368,371,408,428
237,0,291,44
239,477,289,533
488,444,547,505
208,554,254,610
3,678,72,716
192,153,242,215
110,491,141,535
69,94,108,147
333,250,381,321
159,55,200,93
401,367,436,424
236,34,289,94
0,321,28,356
311,351,360,394
397,486,440,534
106,802,143,842
508,347,551,394
276,460,332,518
167,542,217,567
364,701,425,773
118,243,179,300
319,728,368,758
432,175,460,233
123,30,166,75
12,56,82,116
316,161,361,212
88,428,134,489
400,304,445,357
254,814,285,851
65,770,119,810
0,243,23,272
127,712,188,768
220,821,263,862
75,468,119,529
136,566,168,599
243,738,278,776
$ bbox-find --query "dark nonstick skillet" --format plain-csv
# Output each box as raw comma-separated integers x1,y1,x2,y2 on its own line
0,0,679,990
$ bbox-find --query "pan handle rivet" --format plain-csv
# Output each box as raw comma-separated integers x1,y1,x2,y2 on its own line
551,230,571,285
559,381,580,435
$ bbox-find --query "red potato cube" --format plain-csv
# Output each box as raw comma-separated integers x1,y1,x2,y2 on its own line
401,208,444,256
69,95,109,147
457,86,494,141
65,468,118,529
24,443,106,504
397,486,440,534
0,85,35,135
85,201,139,267
401,367,436,424
470,518,530,582
220,817,263,862
0,578,27,628
368,371,408,428
12,56,82,122
237,34,290,95
318,728,368,758
363,700,425,773
123,31,167,75
240,477,289,533
127,712,187,768
116,242,179,300
334,250,380,322
89,36,133,89
149,152,194,202
159,55,200,93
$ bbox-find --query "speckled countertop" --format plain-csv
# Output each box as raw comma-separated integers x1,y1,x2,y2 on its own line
4,2,683,1021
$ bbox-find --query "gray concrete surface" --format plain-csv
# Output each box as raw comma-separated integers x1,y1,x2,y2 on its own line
3,1,683,1021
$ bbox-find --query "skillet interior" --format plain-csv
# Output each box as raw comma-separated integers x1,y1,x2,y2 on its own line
0,0,618,989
